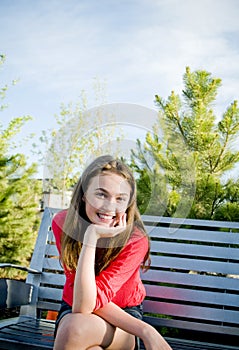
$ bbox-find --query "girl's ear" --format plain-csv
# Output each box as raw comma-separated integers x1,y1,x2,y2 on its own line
82,195,85,202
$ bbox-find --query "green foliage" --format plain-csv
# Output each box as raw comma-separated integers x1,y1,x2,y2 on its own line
0,154,41,265
34,84,123,207
132,67,239,220
214,178,239,221
0,55,41,278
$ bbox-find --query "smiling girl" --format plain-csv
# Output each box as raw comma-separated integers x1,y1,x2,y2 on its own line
52,155,172,350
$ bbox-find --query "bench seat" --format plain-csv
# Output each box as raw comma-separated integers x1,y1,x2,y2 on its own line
0,207,238,350
0,317,55,349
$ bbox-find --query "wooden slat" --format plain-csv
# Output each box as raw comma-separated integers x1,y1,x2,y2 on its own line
37,301,61,312
164,337,239,350
142,316,239,338
150,240,239,260
143,299,239,324
144,284,239,308
141,270,239,290
38,287,63,301
43,258,62,271
149,255,239,275
40,272,65,286
145,226,239,244
142,215,239,230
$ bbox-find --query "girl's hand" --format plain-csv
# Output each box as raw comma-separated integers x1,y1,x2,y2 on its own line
83,213,126,246
96,213,127,238
93,224,125,238
142,324,173,350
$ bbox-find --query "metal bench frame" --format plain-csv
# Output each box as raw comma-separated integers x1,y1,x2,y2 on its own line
0,207,238,350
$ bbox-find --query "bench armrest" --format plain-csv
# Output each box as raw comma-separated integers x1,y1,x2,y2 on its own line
0,263,41,274
0,278,34,309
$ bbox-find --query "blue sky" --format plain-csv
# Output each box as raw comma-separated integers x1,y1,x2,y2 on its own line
1,0,239,168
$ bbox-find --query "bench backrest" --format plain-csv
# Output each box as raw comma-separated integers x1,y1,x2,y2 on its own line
21,207,64,317
21,207,239,339
141,215,239,336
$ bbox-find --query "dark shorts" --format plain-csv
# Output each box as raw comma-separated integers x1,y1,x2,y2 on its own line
54,300,143,338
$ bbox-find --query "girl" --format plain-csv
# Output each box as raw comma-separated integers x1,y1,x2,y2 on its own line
52,155,172,350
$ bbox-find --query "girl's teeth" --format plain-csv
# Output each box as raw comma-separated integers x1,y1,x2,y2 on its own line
98,213,113,220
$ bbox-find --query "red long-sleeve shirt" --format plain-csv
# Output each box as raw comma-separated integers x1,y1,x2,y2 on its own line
52,210,149,310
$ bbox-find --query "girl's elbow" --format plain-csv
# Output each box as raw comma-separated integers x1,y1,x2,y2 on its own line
72,302,95,314
72,307,93,314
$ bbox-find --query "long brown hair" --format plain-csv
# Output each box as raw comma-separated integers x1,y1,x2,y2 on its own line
60,155,150,275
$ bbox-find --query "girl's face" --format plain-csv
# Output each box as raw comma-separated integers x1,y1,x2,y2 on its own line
84,173,131,227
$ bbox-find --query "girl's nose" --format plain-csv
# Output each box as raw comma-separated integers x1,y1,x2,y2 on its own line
102,199,117,212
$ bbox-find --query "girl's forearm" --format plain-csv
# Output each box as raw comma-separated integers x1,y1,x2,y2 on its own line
72,242,97,313
94,302,145,338
94,302,172,350
72,224,125,314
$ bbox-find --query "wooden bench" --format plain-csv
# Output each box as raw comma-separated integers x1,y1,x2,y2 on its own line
0,207,239,350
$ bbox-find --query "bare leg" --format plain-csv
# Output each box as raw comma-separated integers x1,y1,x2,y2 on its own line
105,328,135,350
53,312,134,350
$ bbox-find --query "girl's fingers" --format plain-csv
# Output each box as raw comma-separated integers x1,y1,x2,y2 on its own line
95,213,127,238
95,225,125,237
114,213,127,227
122,213,127,225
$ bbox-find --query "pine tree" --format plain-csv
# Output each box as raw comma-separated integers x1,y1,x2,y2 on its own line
0,55,41,278
132,67,239,220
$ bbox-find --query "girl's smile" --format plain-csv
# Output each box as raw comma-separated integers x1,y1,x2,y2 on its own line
84,173,131,227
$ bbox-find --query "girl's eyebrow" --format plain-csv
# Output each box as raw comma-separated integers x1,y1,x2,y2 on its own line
95,187,129,197
95,187,108,192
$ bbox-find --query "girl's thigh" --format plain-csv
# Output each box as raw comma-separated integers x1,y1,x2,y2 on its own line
54,312,133,350
105,327,135,350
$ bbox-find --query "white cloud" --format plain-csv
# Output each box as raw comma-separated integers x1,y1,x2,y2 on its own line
1,0,239,118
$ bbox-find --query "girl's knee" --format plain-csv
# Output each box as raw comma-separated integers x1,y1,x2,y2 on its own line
54,313,112,350
54,314,85,349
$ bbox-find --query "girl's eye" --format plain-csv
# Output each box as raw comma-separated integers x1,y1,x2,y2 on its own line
96,191,106,198
117,196,126,202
